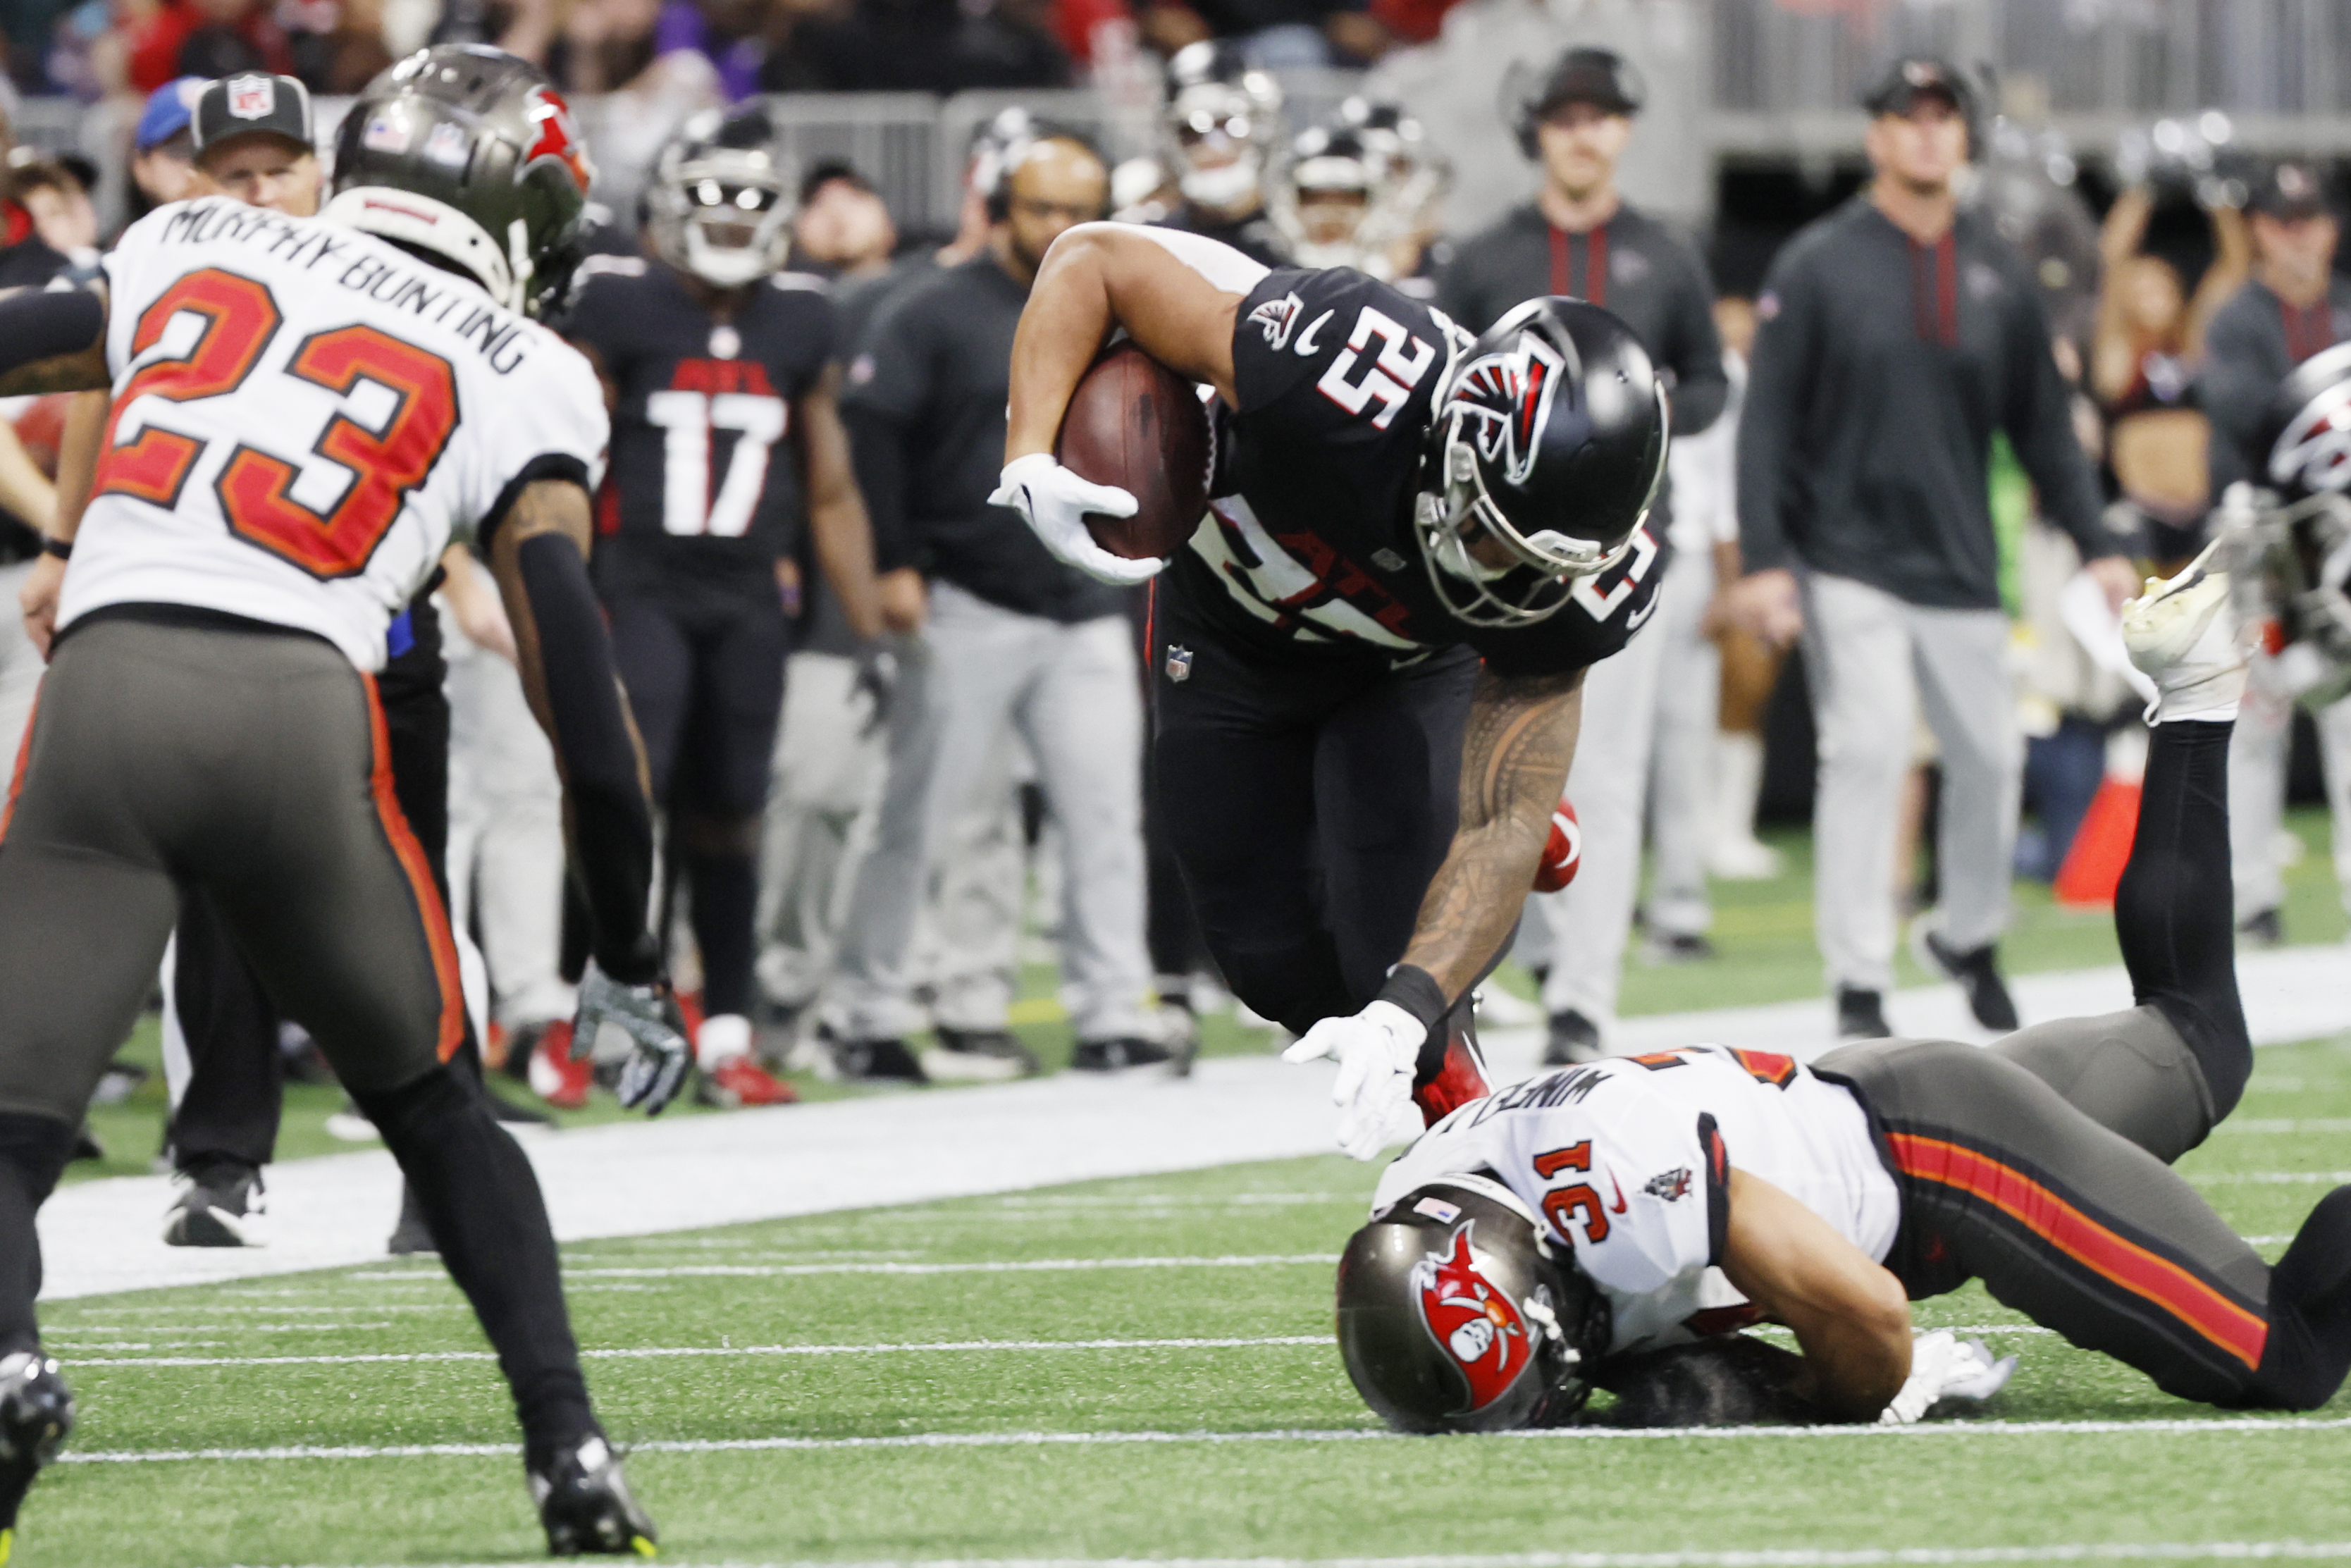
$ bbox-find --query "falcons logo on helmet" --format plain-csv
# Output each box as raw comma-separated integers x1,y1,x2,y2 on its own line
1412,1221,1532,1412
522,86,595,192
2271,374,2351,495
1445,333,1567,488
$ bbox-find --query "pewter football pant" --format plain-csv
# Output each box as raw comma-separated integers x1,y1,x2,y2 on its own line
827,584,1154,1042
1800,572,2020,994
2225,655,2351,924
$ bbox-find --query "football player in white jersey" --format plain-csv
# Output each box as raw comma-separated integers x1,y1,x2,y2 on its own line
1335,554,2351,1429
0,47,683,1555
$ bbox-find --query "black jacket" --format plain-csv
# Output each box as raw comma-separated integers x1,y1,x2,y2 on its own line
1436,201,1727,437
841,252,1122,623
2199,276,2351,495
1736,197,2111,610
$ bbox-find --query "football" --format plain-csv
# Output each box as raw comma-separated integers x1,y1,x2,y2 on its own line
1054,340,1211,561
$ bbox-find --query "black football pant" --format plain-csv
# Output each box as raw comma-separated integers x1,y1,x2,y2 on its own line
0,614,596,1461
604,581,788,1019
1819,720,2351,1410
1150,586,1482,1071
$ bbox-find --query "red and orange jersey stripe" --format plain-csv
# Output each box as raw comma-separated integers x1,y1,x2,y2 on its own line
362,673,466,1064
1889,1131,2267,1371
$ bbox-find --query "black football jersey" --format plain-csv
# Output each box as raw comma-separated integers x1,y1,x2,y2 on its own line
1171,266,1668,679
566,255,837,588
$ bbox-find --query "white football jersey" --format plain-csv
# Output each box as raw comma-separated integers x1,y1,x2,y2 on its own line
61,198,607,672
1373,1046,1901,1357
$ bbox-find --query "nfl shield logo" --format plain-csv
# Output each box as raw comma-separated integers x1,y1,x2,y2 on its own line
1164,645,1193,683
227,75,274,120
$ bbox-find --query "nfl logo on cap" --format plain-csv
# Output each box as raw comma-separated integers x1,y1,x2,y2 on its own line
227,74,275,120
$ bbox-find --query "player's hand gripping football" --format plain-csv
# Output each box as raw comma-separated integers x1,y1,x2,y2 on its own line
1878,1329,2018,1424
571,963,693,1116
992,454,1166,587
1283,1001,1426,1161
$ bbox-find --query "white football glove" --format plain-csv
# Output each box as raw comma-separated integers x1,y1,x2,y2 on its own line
990,453,1165,586
1879,1329,2019,1424
1283,1001,1426,1161
572,962,693,1116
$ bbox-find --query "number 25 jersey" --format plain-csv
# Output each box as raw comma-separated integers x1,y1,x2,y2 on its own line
1173,265,1669,679
61,198,607,672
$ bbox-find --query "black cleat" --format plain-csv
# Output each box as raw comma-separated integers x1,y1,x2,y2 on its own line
1542,1008,1603,1066
1070,1037,1174,1071
1836,986,1892,1040
2239,907,2283,949
927,1026,1041,1081
530,1433,657,1557
162,1158,266,1248
1643,932,1717,965
0,1351,73,1555
386,1183,436,1256
1914,928,2019,1032
822,1030,929,1085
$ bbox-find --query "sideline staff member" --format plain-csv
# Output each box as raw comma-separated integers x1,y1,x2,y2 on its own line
1437,43,1725,1063
1731,57,2136,1042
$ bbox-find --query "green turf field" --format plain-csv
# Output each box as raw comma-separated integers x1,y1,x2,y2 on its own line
25,1029,2351,1567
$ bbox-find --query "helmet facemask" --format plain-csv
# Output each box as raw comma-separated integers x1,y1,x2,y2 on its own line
648,139,794,290
1166,79,1278,213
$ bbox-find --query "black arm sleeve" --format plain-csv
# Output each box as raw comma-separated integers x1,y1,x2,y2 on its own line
1660,253,1729,437
0,287,103,379
842,404,915,574
2003,285,2111,562
515,531,660,984
1735,263,1815,575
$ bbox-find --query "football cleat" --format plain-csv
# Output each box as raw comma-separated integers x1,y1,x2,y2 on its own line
2122,541,2247,722
530,1018,592,1111
161,1158,266,1248
1911,923,2018,1032
1837,986,1892,1041
1070,1037,1174,1072
529,1433,657,1557
923,1027,1040,1082
820,1030,930,1085
0,1351,73,1552
696,1056,798,1108
1541,1008,1601,1066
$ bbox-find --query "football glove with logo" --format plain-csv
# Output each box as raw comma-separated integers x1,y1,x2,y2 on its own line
1283,999,1425,1160
992,454,1166,586
1879,1329,2018,1424
572,963,693,1115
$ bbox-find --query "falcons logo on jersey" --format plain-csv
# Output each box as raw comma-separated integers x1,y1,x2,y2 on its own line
2269,366,2351,495
1412,1222,1532,1411
522,86,595,192
1445,333,1568,487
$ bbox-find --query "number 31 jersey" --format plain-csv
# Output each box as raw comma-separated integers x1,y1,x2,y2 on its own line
62,198,607,672
1173,265,1669,678
1373,1047,1901,1357
564,255,835,593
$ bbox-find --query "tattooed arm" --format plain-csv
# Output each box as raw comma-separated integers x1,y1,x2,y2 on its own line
1397,664,1586,1003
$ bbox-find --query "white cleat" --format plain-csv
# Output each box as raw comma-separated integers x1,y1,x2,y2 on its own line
2121,541,2247,722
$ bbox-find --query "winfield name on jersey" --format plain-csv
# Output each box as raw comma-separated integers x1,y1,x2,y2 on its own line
156,199,541,374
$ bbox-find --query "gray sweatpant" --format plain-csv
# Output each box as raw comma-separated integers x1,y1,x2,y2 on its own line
0,616,459,1122
2226,655,2351,923
1801,573,2020,993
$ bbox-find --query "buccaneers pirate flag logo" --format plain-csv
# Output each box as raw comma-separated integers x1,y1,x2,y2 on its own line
1412,1221,1533,1412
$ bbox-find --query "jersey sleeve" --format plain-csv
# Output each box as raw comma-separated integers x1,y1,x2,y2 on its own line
1545,1092,1720,1297
467,329,610,546
1230,266,1452,450
771,273,840,381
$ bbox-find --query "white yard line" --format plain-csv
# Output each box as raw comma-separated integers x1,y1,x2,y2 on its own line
72,1334,1331,1369
56,1415,2351,1467
41,945,2351,1302
226,1549,2351,1568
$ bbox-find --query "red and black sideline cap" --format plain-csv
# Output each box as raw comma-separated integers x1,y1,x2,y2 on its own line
1861,56,1976,120
2251,160,2333,221
192,73,316,164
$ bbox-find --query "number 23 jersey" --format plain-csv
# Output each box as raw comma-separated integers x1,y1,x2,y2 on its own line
1372,1047,1902,1357
62,198,607,672
1173,265,1668,678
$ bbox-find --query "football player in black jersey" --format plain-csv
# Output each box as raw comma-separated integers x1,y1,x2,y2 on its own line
1151,42,1292,270
993,225,1667,1161
566,102,884,1106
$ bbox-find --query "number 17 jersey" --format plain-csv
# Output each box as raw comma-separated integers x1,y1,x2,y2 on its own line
61,198,607,672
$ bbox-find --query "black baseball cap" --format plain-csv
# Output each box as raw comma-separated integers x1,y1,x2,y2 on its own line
1530,47,1646,119
192,73,315,164
2251,160,2332,221
1862,56,1974,118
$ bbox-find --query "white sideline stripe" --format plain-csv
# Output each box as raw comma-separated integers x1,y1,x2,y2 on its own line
2219,1118,2351,1134
70,1334,1330,1369
58,1415,2351,1463
244,1548,2351,1568
2194,1173,2351,1185
548,1254,1340,1280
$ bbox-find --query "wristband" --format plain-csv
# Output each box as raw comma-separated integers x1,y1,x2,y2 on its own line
1375,964,1448,1033
39,536,70,560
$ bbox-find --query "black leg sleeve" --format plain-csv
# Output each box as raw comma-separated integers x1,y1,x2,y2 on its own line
0,1115,78,1358
350,1066,596,1462
167,889,283,1172
683,851,758,1019
2243,1185,2351,1410
2114,719,2250,1118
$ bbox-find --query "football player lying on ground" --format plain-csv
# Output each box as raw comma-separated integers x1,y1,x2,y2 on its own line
0,45,682,1555
1334,552,2351,1429
993,225,1667,1147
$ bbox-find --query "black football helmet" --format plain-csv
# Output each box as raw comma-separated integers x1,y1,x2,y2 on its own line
1417,297,1668,626
643,101,795,290
1338,1176,1607,1433
2220,341,2351,706
327,44,593,319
